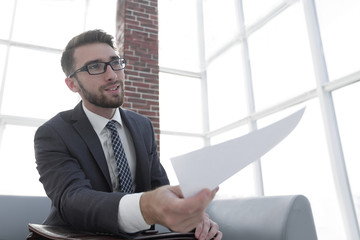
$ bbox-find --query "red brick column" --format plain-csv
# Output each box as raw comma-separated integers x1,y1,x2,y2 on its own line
116,0,160,151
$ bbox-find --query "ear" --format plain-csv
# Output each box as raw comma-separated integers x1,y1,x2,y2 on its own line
65,77,80,93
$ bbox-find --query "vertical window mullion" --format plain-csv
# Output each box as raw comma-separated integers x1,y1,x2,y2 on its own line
236,0,264,196
197,0,210,147
302,0,360,239
0,0,17,114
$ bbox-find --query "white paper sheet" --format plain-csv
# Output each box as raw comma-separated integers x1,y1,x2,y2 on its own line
171,107,305,198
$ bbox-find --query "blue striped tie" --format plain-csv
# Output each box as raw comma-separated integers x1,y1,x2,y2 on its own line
106,120,133,193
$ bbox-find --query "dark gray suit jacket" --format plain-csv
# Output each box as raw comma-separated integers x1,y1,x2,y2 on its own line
34,102,169,235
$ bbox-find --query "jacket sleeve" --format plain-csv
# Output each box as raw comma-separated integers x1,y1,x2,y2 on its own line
34,121,123,235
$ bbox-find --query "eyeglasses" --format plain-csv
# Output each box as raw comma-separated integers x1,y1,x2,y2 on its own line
67,58,126,78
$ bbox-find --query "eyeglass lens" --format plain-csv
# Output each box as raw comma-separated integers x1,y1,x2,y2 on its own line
87,59,125,75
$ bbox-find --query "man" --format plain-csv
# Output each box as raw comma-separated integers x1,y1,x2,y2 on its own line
34,29,222,240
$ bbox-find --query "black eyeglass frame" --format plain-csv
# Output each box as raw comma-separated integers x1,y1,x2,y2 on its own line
67,58,126,78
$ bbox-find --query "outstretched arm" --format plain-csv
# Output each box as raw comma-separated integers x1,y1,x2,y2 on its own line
140,185,222,239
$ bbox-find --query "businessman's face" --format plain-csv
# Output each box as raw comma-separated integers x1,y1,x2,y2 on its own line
65,43,125,115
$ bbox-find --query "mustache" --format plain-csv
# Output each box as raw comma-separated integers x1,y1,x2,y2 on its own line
101,80,123,90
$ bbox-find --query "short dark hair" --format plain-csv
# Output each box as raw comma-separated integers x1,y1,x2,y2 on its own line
61,29,117,77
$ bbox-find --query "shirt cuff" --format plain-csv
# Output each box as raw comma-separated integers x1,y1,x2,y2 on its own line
118,192,150,233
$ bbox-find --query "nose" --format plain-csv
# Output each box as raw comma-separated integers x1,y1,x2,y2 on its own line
104,64,117,81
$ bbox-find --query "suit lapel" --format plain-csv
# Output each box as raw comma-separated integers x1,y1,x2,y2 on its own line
120,109,151,192
71,103,112,189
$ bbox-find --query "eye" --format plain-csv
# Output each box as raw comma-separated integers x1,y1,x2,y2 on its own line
87,63,102,70
111,59,121,66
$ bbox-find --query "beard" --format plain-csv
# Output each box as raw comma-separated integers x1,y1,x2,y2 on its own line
76,78,124,108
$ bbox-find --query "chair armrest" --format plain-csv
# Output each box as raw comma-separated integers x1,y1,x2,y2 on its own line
0,195,51,239
206,195,317,240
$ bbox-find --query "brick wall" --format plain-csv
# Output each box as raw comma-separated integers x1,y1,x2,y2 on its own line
116,0,160,151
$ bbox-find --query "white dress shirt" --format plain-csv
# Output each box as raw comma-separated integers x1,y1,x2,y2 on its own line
82,104,150,233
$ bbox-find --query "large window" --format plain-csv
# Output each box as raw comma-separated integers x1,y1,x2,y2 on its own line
158,0,360,239
0,0,116,196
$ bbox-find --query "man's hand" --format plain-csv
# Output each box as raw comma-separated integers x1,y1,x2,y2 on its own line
195,213,222,240
140,185,219,234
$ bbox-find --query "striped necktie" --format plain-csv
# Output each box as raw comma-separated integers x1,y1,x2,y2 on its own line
106,120,133,193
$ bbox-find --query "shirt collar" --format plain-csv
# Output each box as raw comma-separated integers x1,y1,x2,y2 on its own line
82,103,123,135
